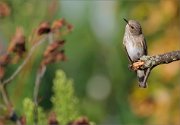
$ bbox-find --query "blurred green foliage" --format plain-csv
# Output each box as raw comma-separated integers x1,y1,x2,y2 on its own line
0,0,180,125
52,70,79,125
22,70,80,125
23,98,46,125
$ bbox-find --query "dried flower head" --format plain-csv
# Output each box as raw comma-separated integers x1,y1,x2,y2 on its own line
0,2,10,17
41,40,66,66
67,24,73,32
0,53,10,66
8,27,26,57
51,18,65,31
43,40,65,57
0,53,10,80
41,50,66,66
69,117,90,125
20,115,26,125
37,22,51,35
55,50,66,61
48,112,59,125
0,66,5,80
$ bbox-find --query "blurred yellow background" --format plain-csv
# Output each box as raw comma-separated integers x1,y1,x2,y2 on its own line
0,0,180,125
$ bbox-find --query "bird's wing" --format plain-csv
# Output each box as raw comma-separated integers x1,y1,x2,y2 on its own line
142,35,148,55
123,39,132,63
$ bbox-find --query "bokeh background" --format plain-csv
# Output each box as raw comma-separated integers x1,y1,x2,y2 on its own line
0,0,180,125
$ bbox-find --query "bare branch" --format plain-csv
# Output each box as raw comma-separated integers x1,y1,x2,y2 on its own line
3,36,48,85
132,50,180,70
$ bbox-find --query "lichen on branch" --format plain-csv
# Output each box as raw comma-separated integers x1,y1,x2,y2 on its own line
132,50,180,70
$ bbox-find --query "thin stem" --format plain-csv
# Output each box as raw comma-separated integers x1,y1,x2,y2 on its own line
33,32,54,125
3,36,48,85
48,32,54,44
0,83,21,125
0,84,11,108
33,66,46,125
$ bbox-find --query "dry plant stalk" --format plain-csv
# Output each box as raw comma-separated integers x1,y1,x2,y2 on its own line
0,18,73,125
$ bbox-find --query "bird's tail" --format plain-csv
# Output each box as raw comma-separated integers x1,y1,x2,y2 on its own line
137,70,147,88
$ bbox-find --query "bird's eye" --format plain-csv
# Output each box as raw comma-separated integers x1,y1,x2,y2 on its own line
131,26,134,29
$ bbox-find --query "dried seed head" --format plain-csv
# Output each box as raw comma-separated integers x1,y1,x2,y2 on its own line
0,53,10,80
48,112,58,125
55,50,66,61
0,2,11,17
43,40,65,57
0,53,10,66
69,117,90,125
67,24,73,32
20,115,26,125
0,66,5,80
37,22,51,35
41,40,66,66
51,18,65,31
42,50,66,66
8,27,26,56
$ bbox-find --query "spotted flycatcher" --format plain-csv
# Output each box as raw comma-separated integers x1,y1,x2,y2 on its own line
123,18,148,88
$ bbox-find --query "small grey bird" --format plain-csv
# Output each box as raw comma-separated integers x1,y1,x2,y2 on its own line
123,18,148,88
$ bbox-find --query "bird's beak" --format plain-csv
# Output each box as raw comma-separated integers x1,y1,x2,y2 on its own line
123,18,132,27
123,18,129,24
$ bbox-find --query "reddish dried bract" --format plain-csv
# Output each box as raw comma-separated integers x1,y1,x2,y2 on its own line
0,2,10,17
20,115,26,125
55,50,66,61
0,66,5,79
0,117,5,125
48,112,59,125
0,53,10,80
41,40,66,66
67,24,73,31
0,53,10,66
43,40,65,57
51,18,65,31
69,117,90,125
42,50,66,66
37,22,51,35
8,28,26,56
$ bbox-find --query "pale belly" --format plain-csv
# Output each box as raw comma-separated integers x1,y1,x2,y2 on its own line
125,40,144,61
